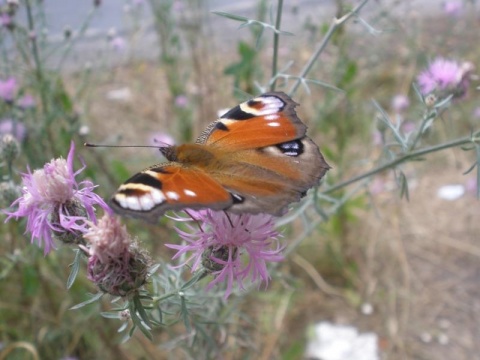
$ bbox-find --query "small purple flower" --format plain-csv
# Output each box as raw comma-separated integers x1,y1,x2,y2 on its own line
443,0,463,16
472,107,480,119
17,94,35,108
166,210,284,298
417,58,474,98
149,132,175,147
84,214,151,296
174,95,188,108
5,142,112,254
0,13,11,28
391,94,410,113
401,121,416,134
465,177,477,195
0,118,26,141
372,130,383,146
110,36,127,52
0,77,17,102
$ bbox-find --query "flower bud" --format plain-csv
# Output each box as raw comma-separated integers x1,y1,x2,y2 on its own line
0,133,20,163
0,181,21,208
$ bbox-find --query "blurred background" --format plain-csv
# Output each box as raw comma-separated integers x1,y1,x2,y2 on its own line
0,0,479,359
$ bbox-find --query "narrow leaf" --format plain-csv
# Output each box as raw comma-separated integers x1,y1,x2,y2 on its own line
66,249,82,289
211,11,249,22
70,292,103,310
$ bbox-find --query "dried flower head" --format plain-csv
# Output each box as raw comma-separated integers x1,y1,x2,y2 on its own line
84,214,151,296
167,210,284,298
5,142,111,254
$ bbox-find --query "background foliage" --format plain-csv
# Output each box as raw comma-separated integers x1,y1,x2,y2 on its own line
1,0,479,359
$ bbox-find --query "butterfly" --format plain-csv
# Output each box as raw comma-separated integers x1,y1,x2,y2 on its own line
111,92,330,222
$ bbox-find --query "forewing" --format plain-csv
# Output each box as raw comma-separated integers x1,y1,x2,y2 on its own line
111,163,233,222
196,92,307,150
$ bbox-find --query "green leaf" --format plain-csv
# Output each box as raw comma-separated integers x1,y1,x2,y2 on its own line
66,249,82,289
211,11,249,22
129,299,153,341
180,295,192,332
100,312,121,319
133,294,152,328
70,292,103,310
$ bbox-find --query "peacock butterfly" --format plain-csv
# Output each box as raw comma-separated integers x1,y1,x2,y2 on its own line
111,92,330,221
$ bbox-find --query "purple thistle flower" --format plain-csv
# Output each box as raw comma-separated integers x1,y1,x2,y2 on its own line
166,210,284,298
84,214,151,296
417,58,474,98
443,0,463,16
84,214,131,263
5,142,112,254
110,36,127,52
0,77,17,102
17,94,35,108
391,94,410,113
174,95,188,108
0,13,12,28
0,118,26,141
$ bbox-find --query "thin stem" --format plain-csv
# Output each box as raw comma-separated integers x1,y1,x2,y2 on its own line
25,0,56,155
56,8,96,71
322,135,477,195
270,0,283,91
288,0,370,96
408,110,436,151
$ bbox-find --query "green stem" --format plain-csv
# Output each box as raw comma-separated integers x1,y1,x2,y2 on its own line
288,0,370,96
407,110,436,151
322,135,477,195
25,0,56,155
270,0,283,91
56,8,96,71
152,268,208,304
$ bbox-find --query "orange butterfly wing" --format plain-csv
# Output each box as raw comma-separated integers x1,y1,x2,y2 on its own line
111,164,232,222
197,92,305,149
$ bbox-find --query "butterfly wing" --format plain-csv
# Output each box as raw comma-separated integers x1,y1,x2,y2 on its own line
197,92,306,149
111,92,329,220
111,163,233,222
196,92,330,215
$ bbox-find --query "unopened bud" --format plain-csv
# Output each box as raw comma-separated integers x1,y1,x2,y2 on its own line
0,181,21,208
424,94,437,108
0,134,20,163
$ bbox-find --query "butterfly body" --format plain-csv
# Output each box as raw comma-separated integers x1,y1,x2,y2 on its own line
112,92,330,221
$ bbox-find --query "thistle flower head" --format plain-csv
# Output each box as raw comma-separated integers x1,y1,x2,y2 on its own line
5,142,111,254
0,118,26,142
0,77,17,102
167,210,284,298
391,94,410,113
0,133,20,163
84,214,151,296
417,58,474,99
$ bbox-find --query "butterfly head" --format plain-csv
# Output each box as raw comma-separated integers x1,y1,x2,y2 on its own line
158,145,178,162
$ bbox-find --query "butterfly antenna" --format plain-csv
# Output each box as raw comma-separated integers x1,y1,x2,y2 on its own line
84,142,163,149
